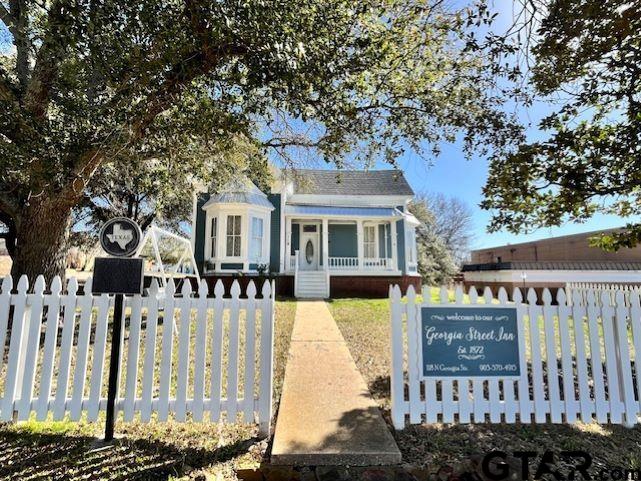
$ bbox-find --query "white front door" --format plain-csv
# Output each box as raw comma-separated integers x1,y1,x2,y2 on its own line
299,223,320,271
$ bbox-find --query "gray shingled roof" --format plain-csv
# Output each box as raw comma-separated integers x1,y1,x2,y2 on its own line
462,261,641,272
292,169,414,196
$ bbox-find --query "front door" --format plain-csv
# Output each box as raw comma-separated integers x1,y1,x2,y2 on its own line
299,223,319,270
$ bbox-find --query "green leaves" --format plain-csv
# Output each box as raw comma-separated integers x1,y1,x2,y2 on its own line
483,0,641,249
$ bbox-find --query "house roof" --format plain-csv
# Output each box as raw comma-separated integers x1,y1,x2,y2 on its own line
462,261,641,272
203,177,274,210
291,169,414,196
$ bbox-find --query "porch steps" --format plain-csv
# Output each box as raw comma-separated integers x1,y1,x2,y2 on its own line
296,271,328,298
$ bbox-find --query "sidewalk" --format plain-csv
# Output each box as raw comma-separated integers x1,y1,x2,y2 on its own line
271,300,401,466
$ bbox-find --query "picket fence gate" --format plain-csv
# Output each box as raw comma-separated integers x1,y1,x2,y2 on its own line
390,285,641,429
0,275,275,435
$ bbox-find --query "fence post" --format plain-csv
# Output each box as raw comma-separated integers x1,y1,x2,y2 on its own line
390,285,404,429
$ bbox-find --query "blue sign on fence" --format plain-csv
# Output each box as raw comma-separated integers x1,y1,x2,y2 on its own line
420,307,521,378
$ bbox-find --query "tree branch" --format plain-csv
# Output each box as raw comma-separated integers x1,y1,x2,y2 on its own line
24,0,69,117
0,3,13,27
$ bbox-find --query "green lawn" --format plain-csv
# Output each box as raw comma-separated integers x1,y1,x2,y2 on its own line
328,297,641,471
0,299,297,481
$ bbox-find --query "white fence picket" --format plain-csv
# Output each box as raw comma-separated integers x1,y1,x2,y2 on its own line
390,285,405,429
70,278,94,421
1,276,29,421
407,285,421,423
258,280,274,436
390,283,641,429
157,280,176,422
586,290,608,423
17,276,45,420
123,294,143,422
630,292,641,416
0,277,12,392
192,280,208,422
53,278,79,420
37,276,62,420
175,281,192,422
226,281,241,422
87,293,111,421
243,282,257,422
601,291,622,423
542,289,562,423
422,286,438,424
614,291,636,427
210,281,225,422
140,280,160,422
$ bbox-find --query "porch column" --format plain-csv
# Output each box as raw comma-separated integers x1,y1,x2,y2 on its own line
285,217,292,271
357,219,364,271
322,218,329,271
390,220,398,271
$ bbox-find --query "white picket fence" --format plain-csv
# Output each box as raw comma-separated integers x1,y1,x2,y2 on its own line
390,285,641,429
566,282,641,306
0,275,275,435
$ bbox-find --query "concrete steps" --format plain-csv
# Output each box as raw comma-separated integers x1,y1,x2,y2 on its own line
296,271,328,298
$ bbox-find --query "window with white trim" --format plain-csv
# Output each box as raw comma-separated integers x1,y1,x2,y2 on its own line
250,217,264,262
364,225,377,258
406,227,416,263
226,215,242,257
210,217,217,258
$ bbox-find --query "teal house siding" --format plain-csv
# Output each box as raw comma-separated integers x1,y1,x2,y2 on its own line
329,224,357,257
267,194,281,273
194,193,209,273
396,219,406,272
290,223,300,254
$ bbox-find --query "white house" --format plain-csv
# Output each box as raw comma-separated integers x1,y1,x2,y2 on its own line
191,169,421,298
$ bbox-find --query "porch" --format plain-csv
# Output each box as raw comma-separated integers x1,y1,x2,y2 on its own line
283,216,403,276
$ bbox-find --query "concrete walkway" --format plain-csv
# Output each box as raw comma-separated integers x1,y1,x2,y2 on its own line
271,301,401,466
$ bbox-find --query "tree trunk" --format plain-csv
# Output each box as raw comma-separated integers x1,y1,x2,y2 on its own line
10,197,72,283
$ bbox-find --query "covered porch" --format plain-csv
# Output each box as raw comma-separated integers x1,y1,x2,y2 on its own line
281,205,417,276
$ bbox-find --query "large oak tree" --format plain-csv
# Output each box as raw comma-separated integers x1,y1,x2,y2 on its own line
1,0,518,281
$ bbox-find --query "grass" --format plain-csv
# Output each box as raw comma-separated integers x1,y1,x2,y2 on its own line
0,299,297,481
328,297,641,471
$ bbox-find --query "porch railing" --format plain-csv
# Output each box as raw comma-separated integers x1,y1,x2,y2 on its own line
327,257,394,270
328,257,359,269
362,257,393,269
